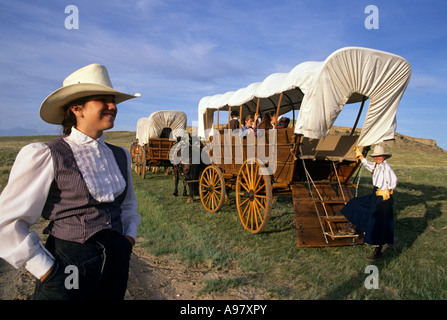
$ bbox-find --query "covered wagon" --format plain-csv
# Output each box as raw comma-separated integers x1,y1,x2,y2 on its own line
132,110,187,179
197,47,411,247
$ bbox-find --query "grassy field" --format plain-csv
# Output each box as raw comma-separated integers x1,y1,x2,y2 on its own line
1,132,446,300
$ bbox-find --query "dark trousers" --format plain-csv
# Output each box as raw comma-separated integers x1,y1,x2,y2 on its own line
33,230,133,300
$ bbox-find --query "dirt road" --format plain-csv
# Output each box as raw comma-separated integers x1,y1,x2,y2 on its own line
0,236,269,300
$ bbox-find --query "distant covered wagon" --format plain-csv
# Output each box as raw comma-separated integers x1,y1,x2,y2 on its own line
132,110,187,179
197,47,411,247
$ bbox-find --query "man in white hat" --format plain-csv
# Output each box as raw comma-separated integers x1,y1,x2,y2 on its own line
340,145,398,261
0,64,141,299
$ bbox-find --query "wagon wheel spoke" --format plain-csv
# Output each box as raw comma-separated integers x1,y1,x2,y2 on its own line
199,165,226,213
201,181,210,189
239,198,251,227
255,181,266,194
254,197,266,212
252,200,260,230
213,191,221,207
239,180,251,193
244,163,252,188
253,169,263,191
239,168,251,192
243,203,253,229
212,175,220,190
202,171,209,187
203,192,211,205
239,196,250,208
206,169,213,185
247,205,254,230
210,193,215,210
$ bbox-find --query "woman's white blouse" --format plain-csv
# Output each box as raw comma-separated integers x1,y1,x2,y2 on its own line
361,158,398,190
0,128,140,279
66,128,127,202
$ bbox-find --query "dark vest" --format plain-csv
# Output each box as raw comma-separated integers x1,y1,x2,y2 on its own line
42,137,128,243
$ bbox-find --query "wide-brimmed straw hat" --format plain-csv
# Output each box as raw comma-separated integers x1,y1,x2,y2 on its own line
39,63,140,125
369,145,392,159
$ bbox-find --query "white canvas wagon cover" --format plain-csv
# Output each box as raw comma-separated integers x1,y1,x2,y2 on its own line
136,110,187,146
198,47,411,147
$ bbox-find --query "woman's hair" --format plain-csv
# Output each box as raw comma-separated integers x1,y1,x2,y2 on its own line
258,113,271,130
61,105,77,136
61,96,90,136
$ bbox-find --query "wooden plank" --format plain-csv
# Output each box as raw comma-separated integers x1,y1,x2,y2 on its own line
291,183,363,247
322,215,348,222
295,228,329,247
295,216,322,229
296,227,363,247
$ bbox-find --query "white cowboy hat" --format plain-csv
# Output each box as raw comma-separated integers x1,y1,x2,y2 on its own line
39,63,140,124
369,145,392,158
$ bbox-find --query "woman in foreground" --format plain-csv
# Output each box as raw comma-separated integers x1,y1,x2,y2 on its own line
0,64,141,299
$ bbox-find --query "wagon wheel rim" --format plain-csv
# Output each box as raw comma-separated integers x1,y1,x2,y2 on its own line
199,165,226,213
135,146,141,174
140,148,146,179
236,159,272,234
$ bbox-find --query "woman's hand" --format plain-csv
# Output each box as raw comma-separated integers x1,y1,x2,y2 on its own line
354,146,364,161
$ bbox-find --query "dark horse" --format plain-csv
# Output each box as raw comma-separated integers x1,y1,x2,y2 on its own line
171,135,207,203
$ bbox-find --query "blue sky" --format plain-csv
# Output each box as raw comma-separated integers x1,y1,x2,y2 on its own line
1,0,446,149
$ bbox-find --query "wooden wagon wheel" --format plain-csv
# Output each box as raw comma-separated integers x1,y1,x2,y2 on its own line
199,165,226,213
140,147,147,179
236,159,272,234
134,146,141,175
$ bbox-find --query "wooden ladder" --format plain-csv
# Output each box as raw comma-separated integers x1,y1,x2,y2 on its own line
318,201,359,240
303,163,359,241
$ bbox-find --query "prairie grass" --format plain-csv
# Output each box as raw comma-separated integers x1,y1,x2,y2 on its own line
1,132,446,299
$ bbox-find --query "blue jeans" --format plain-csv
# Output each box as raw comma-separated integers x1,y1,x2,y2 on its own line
33,230,132,300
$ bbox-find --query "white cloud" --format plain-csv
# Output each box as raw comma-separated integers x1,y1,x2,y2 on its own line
407,73,447,93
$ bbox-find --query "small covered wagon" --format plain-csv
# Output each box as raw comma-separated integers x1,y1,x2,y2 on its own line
197,47,411,247
132,110,187,179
